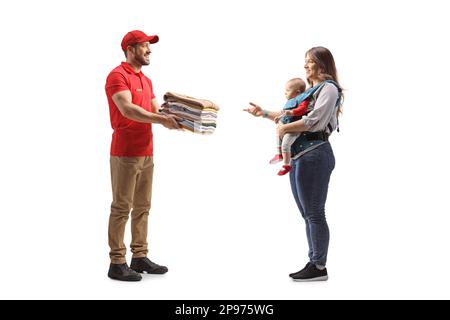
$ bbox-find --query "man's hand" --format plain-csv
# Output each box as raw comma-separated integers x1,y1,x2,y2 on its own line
162,114,182,129
274,115,282,124
243,102,263,117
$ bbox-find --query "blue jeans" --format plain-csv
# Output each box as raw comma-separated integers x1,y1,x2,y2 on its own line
289,142,335,266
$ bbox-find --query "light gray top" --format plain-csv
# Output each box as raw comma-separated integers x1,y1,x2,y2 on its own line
302,82,339,134
291,82,340,160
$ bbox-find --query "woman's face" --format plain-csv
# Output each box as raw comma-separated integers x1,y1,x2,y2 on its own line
304,53,320,81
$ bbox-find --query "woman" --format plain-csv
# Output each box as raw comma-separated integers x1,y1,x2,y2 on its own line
244,47,343,281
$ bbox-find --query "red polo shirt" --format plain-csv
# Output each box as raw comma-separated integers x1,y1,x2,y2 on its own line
105,62,155,156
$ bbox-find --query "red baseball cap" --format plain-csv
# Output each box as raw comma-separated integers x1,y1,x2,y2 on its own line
121,30,159,51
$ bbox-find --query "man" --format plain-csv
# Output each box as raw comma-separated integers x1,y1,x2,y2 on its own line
105,30,180,281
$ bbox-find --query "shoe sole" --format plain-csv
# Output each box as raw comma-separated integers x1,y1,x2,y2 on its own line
293,275,328,282
131,267,168,275
108,275,142,281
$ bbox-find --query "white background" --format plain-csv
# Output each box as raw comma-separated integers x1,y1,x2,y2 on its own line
0,0,449,299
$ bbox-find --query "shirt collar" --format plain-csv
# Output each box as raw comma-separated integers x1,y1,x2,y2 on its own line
121,62,142,75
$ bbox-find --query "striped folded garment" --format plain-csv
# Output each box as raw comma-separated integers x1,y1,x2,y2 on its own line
160,92,219,135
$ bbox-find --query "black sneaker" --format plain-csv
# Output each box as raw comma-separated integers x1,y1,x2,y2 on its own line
130,257,168,274
289,262,312,278
290,263,328,282
108,263,142,281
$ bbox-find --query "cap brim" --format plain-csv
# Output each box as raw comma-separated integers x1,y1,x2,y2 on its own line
146,35,159,44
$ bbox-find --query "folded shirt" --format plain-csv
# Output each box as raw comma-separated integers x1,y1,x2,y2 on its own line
161,102,217,120
164,92,220,111
160,92,219,135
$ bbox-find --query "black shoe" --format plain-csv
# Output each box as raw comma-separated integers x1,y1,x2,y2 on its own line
289,262,312,278
130,257,168,274
290,263,328,282
108,263,142,281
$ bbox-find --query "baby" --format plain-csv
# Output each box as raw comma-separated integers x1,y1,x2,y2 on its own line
271,78,311,176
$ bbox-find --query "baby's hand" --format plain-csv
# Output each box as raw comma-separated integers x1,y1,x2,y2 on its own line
284,110,293,116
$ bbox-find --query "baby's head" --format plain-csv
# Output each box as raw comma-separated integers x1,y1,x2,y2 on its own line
285,78,306,100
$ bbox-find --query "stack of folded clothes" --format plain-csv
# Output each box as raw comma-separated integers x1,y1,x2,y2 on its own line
159,92,219,135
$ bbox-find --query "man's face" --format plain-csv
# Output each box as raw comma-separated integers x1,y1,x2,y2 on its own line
130,42,151,66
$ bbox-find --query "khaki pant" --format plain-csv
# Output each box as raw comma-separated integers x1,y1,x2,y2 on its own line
108,156,154,264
